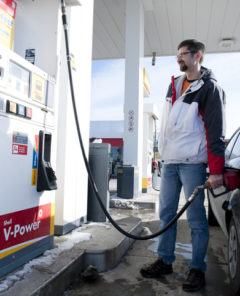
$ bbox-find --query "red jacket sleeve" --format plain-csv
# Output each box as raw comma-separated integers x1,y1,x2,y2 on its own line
199,81,226,174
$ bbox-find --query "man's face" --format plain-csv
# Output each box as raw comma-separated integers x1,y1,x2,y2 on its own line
177,46,196,72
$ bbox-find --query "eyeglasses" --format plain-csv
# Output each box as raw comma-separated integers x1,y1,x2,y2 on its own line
176,51,194,59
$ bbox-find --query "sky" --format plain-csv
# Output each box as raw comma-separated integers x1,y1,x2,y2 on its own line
91,52,240,139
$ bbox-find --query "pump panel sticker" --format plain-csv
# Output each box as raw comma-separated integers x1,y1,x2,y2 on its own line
32,135,39,186
128,109,134,132
12,132,28,155
12,132,28,144
0,203,52,256
0,0,17,50
12,144,27,155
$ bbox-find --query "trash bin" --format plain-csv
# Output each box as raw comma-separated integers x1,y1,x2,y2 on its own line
87,143,111,222
117,165,138,199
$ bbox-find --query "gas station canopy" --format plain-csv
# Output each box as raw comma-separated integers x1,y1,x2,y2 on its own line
92,0,240,60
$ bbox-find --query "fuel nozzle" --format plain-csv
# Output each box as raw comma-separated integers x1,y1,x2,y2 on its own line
208,167,240,198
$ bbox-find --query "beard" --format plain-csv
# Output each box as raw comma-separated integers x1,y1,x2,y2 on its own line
179,62,188,72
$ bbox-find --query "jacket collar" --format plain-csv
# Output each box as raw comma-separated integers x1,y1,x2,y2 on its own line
175,72,205,99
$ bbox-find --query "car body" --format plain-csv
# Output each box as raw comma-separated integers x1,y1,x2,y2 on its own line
207,127,240,295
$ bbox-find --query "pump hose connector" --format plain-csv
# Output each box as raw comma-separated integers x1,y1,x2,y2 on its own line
60,0,207,240
188,184,208,202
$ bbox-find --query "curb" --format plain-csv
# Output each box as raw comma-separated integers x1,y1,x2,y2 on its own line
84,218,142,272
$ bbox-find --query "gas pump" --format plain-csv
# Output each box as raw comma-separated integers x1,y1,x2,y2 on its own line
0,0,93,277
0,45,57,277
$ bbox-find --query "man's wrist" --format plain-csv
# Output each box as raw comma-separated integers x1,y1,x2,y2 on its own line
210,174,223,176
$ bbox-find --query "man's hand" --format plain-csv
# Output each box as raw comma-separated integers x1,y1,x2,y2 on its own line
206,174,224,189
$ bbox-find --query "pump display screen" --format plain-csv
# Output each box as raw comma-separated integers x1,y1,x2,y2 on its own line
8,60,30,98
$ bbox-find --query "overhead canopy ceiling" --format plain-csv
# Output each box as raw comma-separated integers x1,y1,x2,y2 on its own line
92,0,240,60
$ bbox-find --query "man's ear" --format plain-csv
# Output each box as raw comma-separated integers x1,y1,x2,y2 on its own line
195,51,202,63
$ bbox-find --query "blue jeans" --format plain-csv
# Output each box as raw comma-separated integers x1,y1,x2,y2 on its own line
158,163,209,272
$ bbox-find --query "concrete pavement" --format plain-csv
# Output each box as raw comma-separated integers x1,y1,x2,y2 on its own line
64,216,233,296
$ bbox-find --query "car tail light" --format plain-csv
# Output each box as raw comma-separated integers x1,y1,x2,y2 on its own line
224,168,240,191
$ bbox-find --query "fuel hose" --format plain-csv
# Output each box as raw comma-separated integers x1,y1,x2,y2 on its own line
60,0,207,240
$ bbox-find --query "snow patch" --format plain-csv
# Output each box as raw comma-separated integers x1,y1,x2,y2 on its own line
110,199,139,210
142,226,153,235
86,222,111,229
148,240,193,259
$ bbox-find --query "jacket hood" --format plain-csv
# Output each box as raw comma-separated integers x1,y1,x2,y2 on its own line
200,66,217,82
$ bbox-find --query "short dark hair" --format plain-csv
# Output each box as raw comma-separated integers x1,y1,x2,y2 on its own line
177,39,205,64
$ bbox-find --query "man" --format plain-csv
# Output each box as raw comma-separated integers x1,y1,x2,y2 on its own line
140,39,226,292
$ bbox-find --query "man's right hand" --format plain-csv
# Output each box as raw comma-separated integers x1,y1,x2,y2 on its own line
206,174,223,189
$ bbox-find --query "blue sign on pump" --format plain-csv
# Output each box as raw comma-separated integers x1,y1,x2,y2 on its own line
18,104,25,116
32,149,38,169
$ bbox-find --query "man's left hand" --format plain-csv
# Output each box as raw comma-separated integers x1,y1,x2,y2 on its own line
206,174,224,189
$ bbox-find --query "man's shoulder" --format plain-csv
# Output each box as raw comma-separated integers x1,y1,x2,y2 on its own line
202,76,220,91
201,78,225,104
202,77,214,87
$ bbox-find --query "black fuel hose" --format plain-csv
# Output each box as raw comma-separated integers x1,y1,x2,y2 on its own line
60,0,207,240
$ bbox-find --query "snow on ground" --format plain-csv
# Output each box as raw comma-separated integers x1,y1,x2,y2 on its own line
148,237,193,261
110,197,140,210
